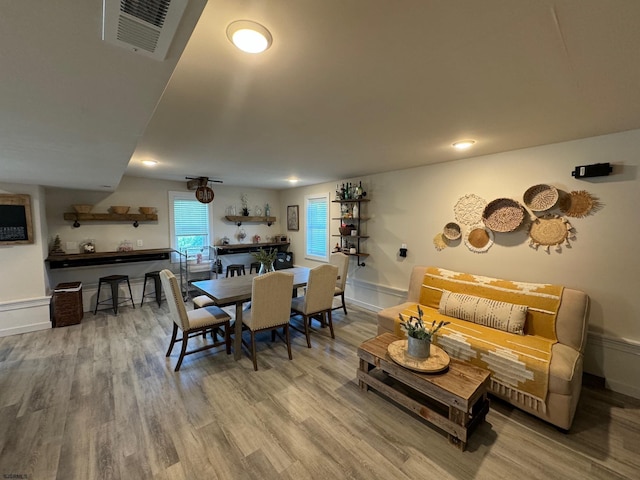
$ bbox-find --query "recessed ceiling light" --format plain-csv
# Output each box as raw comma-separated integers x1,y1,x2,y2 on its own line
142,160,158,166
227,20,272,54
452,140,476,150
288,178,299,184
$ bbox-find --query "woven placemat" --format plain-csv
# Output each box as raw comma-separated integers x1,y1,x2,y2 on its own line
482,198,525,232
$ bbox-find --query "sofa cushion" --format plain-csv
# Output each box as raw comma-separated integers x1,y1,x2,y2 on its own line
438,289,527,335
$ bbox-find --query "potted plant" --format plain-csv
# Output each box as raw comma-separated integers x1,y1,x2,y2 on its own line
252,247,278,274
399,305,450,358
241,193,250,216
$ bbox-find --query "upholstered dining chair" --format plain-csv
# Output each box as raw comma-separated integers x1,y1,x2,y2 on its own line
330,252,350,314
241,271,295,371
159,269,231,371
290,264,339,348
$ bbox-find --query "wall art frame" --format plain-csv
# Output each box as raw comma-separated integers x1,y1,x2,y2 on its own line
0,194,34,245
287,205,299,231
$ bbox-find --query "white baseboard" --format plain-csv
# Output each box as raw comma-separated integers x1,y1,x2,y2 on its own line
346,278,640,400
0,296,51,337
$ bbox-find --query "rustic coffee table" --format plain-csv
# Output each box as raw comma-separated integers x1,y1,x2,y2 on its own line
357,333,490,451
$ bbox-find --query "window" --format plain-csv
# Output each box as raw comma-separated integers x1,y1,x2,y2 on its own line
169,191,213,261
305,192,329,262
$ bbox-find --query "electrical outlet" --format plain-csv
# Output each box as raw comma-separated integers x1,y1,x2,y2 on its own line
136,239,143,247
66,241,78,251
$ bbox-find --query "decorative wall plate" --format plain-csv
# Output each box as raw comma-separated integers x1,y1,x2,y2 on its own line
464,226,494,253
454,194,487,226
523,184,559,212
528,214,575,252
482,198,525,232
558,190,600,218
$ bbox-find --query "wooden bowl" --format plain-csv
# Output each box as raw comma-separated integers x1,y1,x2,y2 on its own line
72,204,93,214
138,207,156,215
110,206,130,215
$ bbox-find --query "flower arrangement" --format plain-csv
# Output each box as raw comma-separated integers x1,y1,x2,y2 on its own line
252,247,278,266
399,305,450,341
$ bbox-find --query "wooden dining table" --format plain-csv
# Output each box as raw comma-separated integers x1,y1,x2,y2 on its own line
191,266,311,360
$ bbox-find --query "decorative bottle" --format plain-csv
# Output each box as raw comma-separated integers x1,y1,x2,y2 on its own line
352,203,359,219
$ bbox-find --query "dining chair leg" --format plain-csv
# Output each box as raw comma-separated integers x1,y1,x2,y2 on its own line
327,309,335,339
304,314,311,348
285,324,292,360
166,323,179,356
250,331,258,371
341,292,347,315
175,332,189,372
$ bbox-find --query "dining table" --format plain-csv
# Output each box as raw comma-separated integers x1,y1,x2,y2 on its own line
191,266,311,360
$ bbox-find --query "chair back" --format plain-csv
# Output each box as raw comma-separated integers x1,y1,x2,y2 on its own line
330,252,349,291
160,269,190,330
250,271,295,330
303,264,339,315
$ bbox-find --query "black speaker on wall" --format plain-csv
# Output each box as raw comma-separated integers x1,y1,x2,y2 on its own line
571,162,613,178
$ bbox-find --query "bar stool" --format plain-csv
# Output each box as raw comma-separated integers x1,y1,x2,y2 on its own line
226,264,246,277
94,274,135,315
249,262,261,274
140,271,163,306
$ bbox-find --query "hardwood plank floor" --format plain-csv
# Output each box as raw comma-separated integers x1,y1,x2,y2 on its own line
0,301,638,479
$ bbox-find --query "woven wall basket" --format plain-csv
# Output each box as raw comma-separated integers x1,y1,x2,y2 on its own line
523,184,559,212
464,226,494,253
482,198,525,232
443,222,462,240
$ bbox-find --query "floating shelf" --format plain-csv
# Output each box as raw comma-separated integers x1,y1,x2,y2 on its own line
225,215,276,226
63,212,158,228
331,198,370,203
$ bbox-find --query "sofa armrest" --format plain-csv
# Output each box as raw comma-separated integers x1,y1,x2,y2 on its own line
377,302,416,336
556,288,590,353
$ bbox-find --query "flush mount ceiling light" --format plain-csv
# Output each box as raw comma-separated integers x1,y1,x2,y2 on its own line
142,159,158,166
452,140,476,150
227,20,272,54
287,178,299,184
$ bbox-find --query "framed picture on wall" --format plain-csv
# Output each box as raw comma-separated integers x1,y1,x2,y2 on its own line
0,194,34,245
287,205,299,231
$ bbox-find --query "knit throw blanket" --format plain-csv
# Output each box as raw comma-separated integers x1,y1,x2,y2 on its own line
398,267,565,413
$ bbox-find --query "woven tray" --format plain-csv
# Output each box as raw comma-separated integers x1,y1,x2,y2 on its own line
387,340,450,373
482,198,525,232
523,184,559,212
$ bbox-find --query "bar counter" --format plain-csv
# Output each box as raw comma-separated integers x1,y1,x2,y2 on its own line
46,248,174,269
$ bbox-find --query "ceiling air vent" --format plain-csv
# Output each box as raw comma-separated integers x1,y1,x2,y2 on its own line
102,0,188,60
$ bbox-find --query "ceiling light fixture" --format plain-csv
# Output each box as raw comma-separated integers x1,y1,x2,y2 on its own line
226,20,272,54
142,160,158,166
452,140,476,150
288,178,299,184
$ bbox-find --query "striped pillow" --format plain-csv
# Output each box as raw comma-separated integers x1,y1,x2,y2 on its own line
438,290,527,335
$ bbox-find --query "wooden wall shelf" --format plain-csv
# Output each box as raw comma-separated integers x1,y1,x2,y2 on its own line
225,215,276,226
63,212,158,227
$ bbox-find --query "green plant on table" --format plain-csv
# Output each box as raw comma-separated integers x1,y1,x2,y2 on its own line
252,247,278,266
399,305,450,340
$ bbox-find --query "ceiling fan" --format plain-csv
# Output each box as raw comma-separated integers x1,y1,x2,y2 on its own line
185,176,223,190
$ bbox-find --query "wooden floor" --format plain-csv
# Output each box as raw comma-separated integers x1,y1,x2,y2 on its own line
1,302,639,480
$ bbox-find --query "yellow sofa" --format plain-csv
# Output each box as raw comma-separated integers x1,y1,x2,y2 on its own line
377,266,590,430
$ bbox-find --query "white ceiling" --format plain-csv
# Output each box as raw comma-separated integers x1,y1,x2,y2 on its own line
3,0,640,191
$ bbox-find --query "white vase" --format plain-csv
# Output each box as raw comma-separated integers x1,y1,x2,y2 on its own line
407,336,431,358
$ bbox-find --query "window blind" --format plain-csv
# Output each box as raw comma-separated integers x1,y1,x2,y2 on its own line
306,194,329,261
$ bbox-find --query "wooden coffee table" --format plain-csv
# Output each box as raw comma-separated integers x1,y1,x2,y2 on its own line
357,333,490,451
